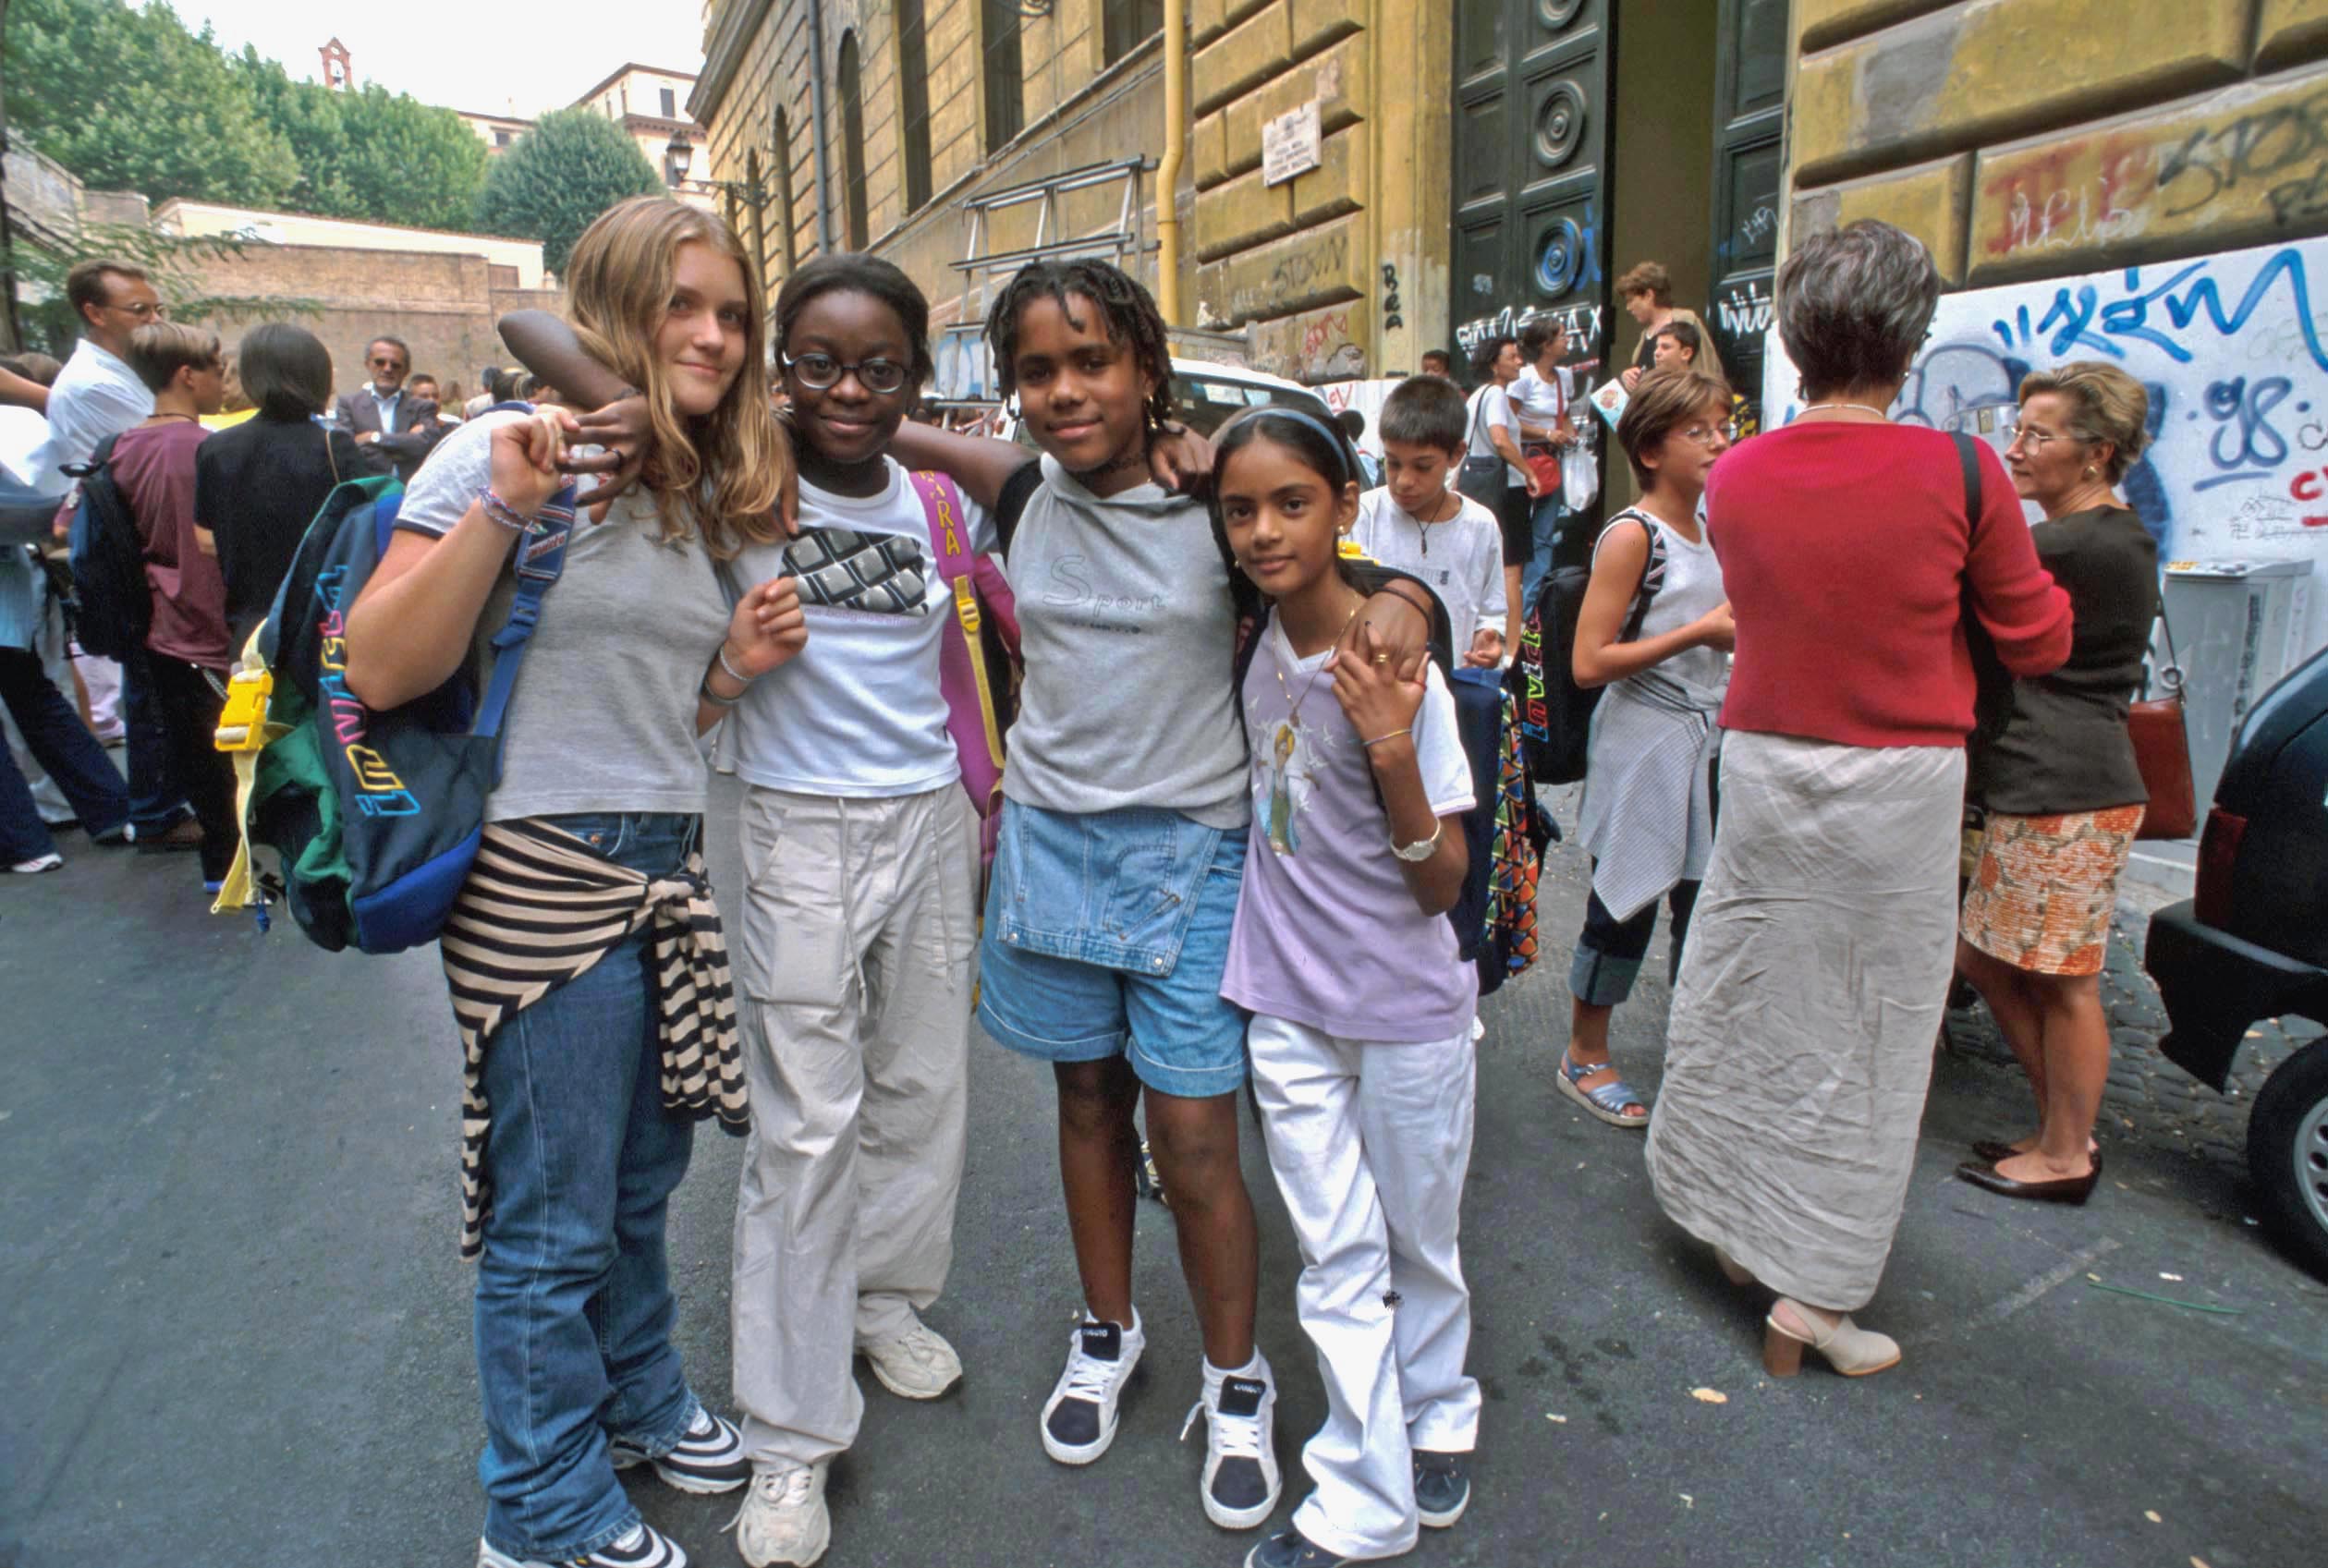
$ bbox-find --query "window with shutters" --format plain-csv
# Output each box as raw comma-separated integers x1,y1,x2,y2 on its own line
982,0,1024,153
897,0,932,213
838,32,870,249
1103,0,1164,66
771,109,799,272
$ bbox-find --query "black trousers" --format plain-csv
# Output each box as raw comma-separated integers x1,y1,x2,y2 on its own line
145,653,238,882
1570,878,1701,1007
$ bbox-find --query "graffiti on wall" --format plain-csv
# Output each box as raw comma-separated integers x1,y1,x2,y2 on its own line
1761,236,2328,654
1454,300,1606,357
1976,82,2328,266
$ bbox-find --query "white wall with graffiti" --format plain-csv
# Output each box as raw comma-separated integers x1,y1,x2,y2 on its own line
1761,235,2328,657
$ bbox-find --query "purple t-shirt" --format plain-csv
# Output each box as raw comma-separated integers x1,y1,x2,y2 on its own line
1220,614,1479,1043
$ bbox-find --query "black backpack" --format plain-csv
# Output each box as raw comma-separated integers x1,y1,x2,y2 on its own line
1505,507,1665,785
62,433,152,661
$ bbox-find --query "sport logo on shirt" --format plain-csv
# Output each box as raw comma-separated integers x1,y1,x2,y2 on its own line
780,527,931,615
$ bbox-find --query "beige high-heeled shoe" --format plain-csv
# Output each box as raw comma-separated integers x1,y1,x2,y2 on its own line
1763,1298,1901,1378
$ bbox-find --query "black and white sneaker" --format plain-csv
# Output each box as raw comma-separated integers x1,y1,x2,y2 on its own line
607,1404,750,1495
1181,1369,1279,1530
1041,1312,1145,1464
476,1520,688,1568
1414,1448,1471,1526
1243,1527,1348,1568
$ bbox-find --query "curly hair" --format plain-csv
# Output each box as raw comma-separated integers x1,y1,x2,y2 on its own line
2016,361,2151,482
982,258,1174,430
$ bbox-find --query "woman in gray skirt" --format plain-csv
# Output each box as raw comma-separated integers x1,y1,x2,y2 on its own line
1643,221,2073,1377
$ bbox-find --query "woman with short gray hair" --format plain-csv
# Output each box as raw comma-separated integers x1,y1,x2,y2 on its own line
1643,220,2074,1377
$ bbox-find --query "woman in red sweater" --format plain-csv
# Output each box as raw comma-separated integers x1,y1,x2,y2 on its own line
1643,220,2071,1379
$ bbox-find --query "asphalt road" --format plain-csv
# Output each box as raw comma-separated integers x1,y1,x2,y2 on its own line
5,776,2323,1568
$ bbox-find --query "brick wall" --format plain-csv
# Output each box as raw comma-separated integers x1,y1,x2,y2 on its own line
175,243,559,404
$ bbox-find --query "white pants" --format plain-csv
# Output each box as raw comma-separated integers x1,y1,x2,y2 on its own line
1249,1015,1481,1561
730,784,978,1468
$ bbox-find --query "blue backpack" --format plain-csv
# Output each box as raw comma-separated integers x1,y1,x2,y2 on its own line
212,440,576,954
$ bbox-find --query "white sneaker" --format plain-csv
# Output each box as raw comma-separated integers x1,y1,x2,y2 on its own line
859,1316,963,1399
8,852,62,874
477,1521,687,1568
727,1461,831,1567
1180,1365,1281,1530
1040,1311,1145,1464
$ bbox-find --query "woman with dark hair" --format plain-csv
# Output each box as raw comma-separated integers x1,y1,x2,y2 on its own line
1954,361,2161,1207
1643,219,2073,1378
193,323,363,647
1459,335,1540,657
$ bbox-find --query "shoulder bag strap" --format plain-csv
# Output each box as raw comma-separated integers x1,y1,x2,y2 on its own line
1599,507,1666,642
473,482,579,740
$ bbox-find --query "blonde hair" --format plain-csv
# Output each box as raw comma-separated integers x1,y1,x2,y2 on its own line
562,197,791,558
125,322,221,394
2017,360,2150,482
1615,366,1731,489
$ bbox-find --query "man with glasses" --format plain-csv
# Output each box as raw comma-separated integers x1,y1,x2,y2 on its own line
27,260,196,855
334,335,444,480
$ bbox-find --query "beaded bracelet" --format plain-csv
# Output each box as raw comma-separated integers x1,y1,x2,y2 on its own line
476,488,540,535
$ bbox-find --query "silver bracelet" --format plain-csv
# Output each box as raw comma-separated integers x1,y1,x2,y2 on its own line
698,675,741,709
1390,820,1443,862
715,643,756,687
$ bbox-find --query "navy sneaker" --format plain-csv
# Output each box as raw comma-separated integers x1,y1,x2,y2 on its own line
1415,1449,1470,1527
477,1520,687,1568
1243,1528,1349,1568
607,1404,750,1495
1042,1313,1145,1464
1181,1370,1279,1528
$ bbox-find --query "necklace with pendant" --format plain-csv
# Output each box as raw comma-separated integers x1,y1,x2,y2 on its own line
1272,597,1363,728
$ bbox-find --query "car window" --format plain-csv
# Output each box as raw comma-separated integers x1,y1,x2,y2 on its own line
1170,374,1326,435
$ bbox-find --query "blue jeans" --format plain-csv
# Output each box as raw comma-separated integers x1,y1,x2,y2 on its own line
473,810,702,1560
1522,492,1566,614
0,645,128,861
117,649,190,836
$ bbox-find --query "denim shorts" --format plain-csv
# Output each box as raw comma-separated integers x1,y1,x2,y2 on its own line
978,801,1251,1100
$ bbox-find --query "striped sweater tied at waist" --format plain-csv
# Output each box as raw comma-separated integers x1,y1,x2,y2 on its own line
439,818,750,1258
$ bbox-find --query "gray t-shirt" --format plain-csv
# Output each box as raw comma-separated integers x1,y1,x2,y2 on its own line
395,412,730,822
1003,456,1249,830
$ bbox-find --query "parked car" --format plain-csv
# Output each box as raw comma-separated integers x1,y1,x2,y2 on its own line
2144,645,2328,1276
1000,356,1332,444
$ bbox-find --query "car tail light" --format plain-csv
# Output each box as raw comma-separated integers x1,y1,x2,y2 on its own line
2194,808,2247,929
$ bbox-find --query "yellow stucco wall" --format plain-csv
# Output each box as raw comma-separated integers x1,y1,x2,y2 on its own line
1188,0,1446,383
1787,0,2328,286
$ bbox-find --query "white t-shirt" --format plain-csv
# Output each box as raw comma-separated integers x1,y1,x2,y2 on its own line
1350,488,1506,643
32,338,152,486
1512,364,1569,425
720,457,995,797
1466,384,1526,487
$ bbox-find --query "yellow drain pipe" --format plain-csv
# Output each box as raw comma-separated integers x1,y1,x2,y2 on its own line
1158,0,1188,325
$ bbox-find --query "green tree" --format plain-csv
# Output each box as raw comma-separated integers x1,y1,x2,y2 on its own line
475,107,665,277
5,0,300,208
234,53,488,233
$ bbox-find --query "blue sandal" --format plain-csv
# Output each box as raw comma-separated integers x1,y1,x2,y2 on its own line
1557,1051,1649,1127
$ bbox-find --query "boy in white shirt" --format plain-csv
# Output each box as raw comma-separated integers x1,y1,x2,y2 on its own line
1348,375,1507,666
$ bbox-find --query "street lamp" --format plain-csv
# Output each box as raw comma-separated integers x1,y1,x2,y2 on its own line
669,132,779,293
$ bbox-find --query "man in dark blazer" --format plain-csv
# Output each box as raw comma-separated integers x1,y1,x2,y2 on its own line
333,334,442,480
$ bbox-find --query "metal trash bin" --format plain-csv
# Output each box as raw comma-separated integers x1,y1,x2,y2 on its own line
2162,558,2315,821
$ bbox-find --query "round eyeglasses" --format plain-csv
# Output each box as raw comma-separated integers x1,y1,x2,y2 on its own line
783,351,910,395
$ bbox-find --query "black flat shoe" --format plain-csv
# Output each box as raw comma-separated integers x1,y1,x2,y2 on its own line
1970,1139,2102,1173
1954,1158,2098,1206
